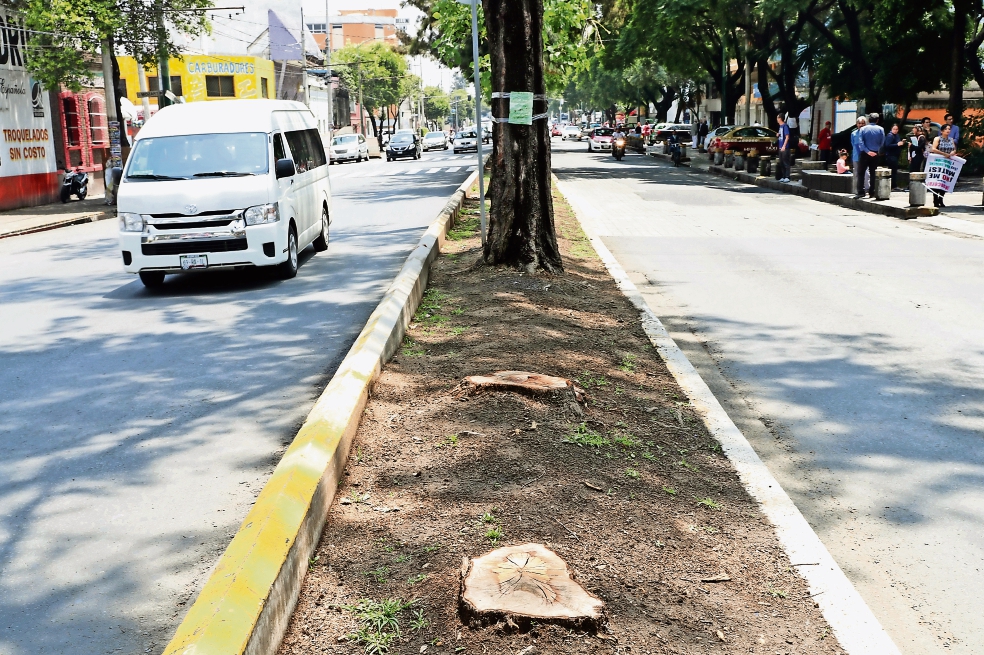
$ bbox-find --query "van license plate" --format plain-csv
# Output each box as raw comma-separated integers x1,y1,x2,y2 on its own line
180,254,208,270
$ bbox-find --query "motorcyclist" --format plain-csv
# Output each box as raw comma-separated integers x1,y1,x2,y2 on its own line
612,125,627,142
667,131,682,165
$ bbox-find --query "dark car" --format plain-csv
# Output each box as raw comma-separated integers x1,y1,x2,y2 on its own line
650,122,692,142
711,125,810,156
386,132,422,161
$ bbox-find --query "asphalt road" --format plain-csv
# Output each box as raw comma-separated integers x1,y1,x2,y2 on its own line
0,148,477,655
552,139,984,654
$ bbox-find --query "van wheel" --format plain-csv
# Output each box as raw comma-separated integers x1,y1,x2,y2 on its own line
312,207,329,252
139,271,165,287
278,227,299,279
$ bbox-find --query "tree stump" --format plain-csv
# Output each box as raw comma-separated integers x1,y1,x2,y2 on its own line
461,371,586,402
459,543,604,630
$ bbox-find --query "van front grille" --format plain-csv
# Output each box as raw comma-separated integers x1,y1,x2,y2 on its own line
142,239,248,256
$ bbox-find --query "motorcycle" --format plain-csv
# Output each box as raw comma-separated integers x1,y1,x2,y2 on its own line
668,137,682,167
60,168,89,202
612,138,626,161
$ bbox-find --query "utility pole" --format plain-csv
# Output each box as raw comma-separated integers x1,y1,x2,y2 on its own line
744,38,751,126
157,1,172,109
358,59,365,136
300,8,308,107
468,0,485,246
721,40,727,126
324,0,333,134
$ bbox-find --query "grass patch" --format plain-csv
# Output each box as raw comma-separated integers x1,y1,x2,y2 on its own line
406,573,428,587
401,337,424,357
563,422,610,448
663,486,678,495
447,207,481,240
363,566,390,584
696,497,721,510
485,526,503,545
343,597,417,654
619,354,637,372
612,432,641,449
625,468,640,480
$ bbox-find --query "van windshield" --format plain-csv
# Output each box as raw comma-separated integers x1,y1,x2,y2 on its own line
126,132,269,180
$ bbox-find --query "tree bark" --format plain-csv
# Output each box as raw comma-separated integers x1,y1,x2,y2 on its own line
483,0,562,273
949,0,969,122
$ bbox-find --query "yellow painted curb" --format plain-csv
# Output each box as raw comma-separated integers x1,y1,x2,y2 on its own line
163,169,481,655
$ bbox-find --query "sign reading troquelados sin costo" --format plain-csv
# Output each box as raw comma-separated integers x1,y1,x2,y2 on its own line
0,4,60,207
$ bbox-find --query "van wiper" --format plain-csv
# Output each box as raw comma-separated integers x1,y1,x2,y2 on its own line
193,171,253,177
127,174,186,180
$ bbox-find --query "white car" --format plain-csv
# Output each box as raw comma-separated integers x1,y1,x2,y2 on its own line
561,125,582,141
422,131,449,151
453,128,479,153
118,99,332,287
329,133,368,163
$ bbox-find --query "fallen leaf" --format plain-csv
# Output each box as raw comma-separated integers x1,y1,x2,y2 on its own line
716,630,725,642
584,481,603,491
701,574,732,583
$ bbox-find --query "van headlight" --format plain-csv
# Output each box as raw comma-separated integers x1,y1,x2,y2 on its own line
119,212,144,232
244,202,280,225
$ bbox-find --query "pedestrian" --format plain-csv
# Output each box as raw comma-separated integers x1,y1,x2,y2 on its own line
943,112,960,145
851,115,868,196
776,113,792,183
690,120,699,149
908,126,926,172
836,149,851,174
883,123,904,190
817,120,832,166
920,116,934,167
856,112,885,199
786,111,800,162
698,118,709,150
928,123,957,207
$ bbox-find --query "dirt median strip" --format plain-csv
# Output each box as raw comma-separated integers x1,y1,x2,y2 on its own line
276,184,851,654
160,171,479,655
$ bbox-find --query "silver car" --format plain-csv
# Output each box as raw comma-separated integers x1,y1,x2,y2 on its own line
561,125,582,141
422,131,449,151
329,134,369,163
453,128,479,153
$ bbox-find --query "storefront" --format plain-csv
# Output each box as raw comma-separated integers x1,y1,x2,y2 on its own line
117,54,276,113
0,6,61,211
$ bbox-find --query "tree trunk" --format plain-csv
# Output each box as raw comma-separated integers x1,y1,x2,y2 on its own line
483,0,562,273
758,58,779,129
949,0,969,125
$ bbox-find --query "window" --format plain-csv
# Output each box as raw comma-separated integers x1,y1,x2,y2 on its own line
88,96,108,145
206,75,236,98
125,132,269,179
147,76,183,97
261,78,269,98
735,128,758,138
274,133,286,161
284,128,327,173
375,24,384,40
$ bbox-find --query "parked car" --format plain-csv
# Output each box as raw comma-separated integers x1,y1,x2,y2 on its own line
329,133,368,163
386,132,422,160
587,127,614,152
453,127,479,153
117,99,331,287
422,131,449,151
561,125,582,141
650,123,692,142
712,125,810,156
703,125,735,149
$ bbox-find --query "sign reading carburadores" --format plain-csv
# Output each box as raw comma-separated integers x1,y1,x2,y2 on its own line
0,5,60,210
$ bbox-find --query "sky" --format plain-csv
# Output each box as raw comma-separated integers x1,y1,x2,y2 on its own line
187,0,452,89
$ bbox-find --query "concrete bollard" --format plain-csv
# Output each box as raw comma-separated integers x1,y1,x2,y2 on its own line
734,153,745,170
874,167,892,200
680,144,689,160
759,156,771,177
747,156,759,173
714,150,724,165
724,150,734,168
909,171,926,207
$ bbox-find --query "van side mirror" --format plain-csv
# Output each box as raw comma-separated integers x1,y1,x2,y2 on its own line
275,158,295,179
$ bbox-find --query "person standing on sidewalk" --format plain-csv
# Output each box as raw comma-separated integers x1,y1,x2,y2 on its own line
817,121,832,165
776,114,792,183
856,113,885,199
690,120,699,149
851,115,868,196
943,112,960,145
786,111,800,163
909,126,927,172
698,119,708,150
883,123,904,190
928,124,957,207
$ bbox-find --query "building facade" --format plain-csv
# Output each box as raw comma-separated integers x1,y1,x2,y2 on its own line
0,5,61,211
116,54,276,111
307,9,401,51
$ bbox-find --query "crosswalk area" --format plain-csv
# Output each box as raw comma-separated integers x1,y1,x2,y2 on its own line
329,159,478,179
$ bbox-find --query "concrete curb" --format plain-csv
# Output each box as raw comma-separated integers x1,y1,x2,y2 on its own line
0,210,115,240
162,169,481,655
555,175,902,655
645,149,938,220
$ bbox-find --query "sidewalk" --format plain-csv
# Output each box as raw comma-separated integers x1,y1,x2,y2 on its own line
652,149,984,239
0,194,113,239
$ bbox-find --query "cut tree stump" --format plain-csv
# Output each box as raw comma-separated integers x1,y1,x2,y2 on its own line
459,543,604,630
461,371,586,403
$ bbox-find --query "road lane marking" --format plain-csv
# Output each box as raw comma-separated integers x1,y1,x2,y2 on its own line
445,166,461,172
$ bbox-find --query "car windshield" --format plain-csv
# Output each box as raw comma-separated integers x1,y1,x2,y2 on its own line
332,135,358,145
594,128,614,136
126,132,268,180
391,134,413,143
459,130,476,138
424,133,444,140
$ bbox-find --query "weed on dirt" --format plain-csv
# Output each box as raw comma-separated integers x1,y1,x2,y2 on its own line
277,184,844,654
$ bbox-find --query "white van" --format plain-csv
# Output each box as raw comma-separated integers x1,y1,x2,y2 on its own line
117,100,332,287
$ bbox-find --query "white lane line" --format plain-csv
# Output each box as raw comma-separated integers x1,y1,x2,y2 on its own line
466,166,477,171
403,169,422,175
445,166,461,173
426,167,442,174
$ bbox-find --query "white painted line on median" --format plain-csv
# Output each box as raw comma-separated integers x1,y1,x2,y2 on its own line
556,176,903,655
916,214,984,238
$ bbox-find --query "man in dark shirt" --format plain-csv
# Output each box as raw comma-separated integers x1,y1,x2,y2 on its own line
698,119,709,151
882,124,904,190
